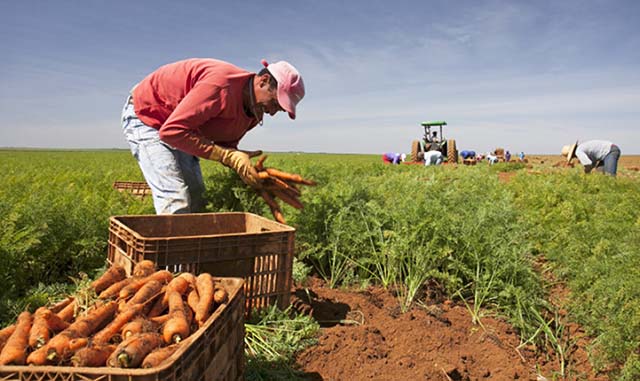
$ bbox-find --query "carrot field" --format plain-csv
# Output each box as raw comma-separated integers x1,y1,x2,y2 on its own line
1,149,639,380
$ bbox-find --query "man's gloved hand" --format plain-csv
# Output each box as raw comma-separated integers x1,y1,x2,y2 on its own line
209,145,262,188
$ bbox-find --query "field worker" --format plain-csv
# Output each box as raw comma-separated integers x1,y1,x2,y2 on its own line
423,150,443,166
121,58,305,214
382,152,406,164
505,151,511,162
460,150,476,160
487,153,498,165
561,140,621,176
518,151,525,161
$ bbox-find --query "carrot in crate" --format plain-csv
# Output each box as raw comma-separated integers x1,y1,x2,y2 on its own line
195,273,215,326
46,301,117,362
0,311,32,365
132,260,156,278
119,270,172,300
0,325,16,353
213,287,229,305
186,289,199,314
108,332,163,368
93,304,145,344
29,307,69,349
121,317,158,340
71,344,117,367
99,278,133,299
91,264,127,294
148,274,191,317
26,346,49,366
163,291,190,344
121,280,163,313
56,299,77,322
142,343,181,368
49,297,74,314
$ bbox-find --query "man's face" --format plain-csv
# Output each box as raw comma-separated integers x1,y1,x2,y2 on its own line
254,74,284,119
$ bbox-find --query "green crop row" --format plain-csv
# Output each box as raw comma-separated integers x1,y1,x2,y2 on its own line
0,150,638,379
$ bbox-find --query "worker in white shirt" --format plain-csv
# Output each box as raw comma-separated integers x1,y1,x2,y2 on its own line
561,140,621,176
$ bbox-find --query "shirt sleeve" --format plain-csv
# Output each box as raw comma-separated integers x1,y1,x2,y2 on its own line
575,148,592,166
158,83,225,158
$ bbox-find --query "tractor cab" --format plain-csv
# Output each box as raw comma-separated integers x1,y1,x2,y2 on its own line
410,120,458,163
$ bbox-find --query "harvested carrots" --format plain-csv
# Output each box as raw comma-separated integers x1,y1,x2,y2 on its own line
253,155,317,223
0,311,32,365
108,332,163,368
72,344,116,367
0,261,233,369
162,291,190,344
195,273,215,326
142,343,180,368
91,264,127,294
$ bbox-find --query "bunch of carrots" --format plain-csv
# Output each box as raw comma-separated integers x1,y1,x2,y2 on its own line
0,260,229,369
254,155,317,224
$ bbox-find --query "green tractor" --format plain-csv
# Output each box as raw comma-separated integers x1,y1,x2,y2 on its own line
410,120,458,163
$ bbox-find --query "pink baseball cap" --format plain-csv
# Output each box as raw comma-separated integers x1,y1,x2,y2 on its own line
261,59,305,119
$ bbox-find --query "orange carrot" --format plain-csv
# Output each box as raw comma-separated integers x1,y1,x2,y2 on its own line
255,155,268,171
163,291,190,344
45,309,71,332
148,275,190,317
0,325,16,353
99,278,133,299
142,343,180,368
108,332,163,368
213,287,229,305
121,318,157,340
0,311,32,365
119,270,173,300
68,337,89,352
132,260,156,278
149,314,170,325
260,190,286,224
46,301,117,362
29,308,53,349
92,264,127,294
265,168,317,186
272,189,304,210
49,297,74,314
57,299,77,322
195,273,215,326
93,304,145,345
186,289,199,316
72,344,116,367
26,345,50,366
121,280,163,313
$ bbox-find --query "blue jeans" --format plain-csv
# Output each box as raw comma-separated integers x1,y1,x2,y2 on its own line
603,144,621,176
121,94,206,214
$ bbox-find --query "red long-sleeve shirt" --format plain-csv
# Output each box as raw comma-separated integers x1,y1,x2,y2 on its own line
132,59,259,158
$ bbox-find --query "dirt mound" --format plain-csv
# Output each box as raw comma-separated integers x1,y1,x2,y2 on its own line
552,161,575,168
293,278,603,381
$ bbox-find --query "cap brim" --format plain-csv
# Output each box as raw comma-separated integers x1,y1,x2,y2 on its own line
277,87,296,120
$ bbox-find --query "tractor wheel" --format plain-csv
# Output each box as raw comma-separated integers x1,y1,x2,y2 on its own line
410,140,421,162
447,139,458,163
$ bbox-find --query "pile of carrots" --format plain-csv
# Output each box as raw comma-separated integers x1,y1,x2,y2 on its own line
0,260,229,369
255,155,317,224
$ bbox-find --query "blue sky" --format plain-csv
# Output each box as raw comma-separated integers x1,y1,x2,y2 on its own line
1,0,639,154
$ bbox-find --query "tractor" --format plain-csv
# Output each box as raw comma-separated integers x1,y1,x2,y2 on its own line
410,120,458,164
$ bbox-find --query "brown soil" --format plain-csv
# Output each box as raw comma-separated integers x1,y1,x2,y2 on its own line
293,277,606,381
497,171,516,183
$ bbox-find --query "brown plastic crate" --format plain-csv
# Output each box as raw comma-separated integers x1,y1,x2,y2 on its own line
113,181,152,198
107,212,295,318
0,277,245,381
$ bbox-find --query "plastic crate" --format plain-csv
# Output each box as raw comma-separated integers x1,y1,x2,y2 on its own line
113,181,152,198
0,277,245,381
107,212,295,318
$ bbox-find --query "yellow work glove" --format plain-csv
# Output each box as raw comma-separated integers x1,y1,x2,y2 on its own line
209,145,262,188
